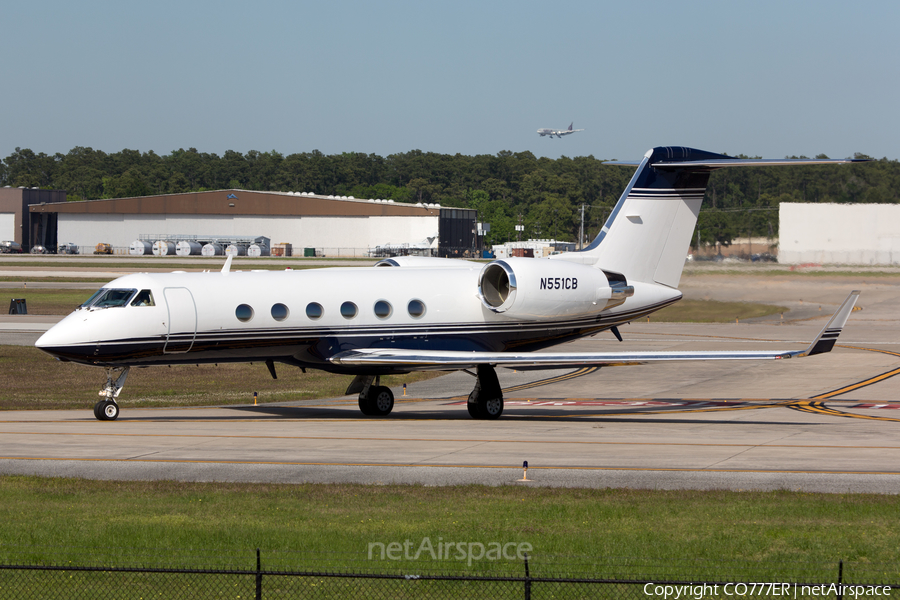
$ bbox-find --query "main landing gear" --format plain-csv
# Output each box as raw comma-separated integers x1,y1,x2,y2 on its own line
467,365,504,420
345,367,504,419
347,375,395,416
93,366,129,421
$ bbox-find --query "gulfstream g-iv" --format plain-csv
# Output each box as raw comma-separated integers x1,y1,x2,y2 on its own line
35,146,866,421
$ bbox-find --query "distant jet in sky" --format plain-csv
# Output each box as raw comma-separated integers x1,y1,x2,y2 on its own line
537,122,584,138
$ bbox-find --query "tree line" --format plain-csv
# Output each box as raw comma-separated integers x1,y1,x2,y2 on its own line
1,147,895,248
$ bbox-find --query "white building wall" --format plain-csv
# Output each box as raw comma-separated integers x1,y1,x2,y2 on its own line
779,203,900,265
0,213,15,241
57,213,439,256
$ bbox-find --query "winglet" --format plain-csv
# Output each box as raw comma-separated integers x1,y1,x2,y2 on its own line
803,291,860,356
221,254,234,274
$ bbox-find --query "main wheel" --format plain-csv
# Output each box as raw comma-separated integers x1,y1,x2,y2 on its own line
479,396,503,420
368,386,394,416
358,394,375,416
467,391,482,419
101,401,119,421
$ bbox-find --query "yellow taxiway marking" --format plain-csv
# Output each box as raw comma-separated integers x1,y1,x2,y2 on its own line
813,346,900,399
2,429,900,450
502,367,599,393
1,455,898,475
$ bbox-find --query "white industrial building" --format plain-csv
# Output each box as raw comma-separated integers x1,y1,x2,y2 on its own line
29,189,478,257
779,203,900,265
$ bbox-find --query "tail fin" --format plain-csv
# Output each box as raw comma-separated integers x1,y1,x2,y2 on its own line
554,146,866,288
564,146,724,287
568,122,574,131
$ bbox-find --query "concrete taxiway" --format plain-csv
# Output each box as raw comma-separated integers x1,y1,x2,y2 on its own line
1,268,898,492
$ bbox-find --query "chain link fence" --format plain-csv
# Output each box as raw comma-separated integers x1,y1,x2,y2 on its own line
1,551,898,599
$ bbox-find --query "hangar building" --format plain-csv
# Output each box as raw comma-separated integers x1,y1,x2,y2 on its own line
0,187,66,249
28,189,479,257
779,203,900,265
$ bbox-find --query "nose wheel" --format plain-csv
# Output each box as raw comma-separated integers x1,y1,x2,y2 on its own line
94,367,129,421
93,400,120,421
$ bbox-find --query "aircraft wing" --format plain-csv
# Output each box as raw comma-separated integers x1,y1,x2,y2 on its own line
329,291,860,370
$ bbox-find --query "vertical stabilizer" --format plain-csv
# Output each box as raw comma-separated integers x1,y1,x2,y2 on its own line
562,147,726,287
551,147,866,288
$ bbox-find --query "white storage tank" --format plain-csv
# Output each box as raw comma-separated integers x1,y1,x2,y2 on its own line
247,243,270,257
175,241,203,256
129,240,152,256
201,243,224,256
152,240,176,256
225,244,246,256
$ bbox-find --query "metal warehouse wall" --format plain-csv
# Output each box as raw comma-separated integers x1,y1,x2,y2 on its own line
779,203,900,265
0,212,14,240
56,213,439,254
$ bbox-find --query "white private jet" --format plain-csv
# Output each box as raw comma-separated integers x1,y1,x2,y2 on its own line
36,146,866,421
537,122,584,138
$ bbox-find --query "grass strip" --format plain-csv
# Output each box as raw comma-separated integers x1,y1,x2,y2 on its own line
1,288,97,314
0,477,897,578
0,347,439,410
0,277,107,284
0,259,371,269
682,267,900,278
650,300,786,323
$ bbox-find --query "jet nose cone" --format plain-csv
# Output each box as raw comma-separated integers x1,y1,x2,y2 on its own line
34,314,94,361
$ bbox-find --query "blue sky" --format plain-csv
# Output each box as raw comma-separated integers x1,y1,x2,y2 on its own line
3,0,897,161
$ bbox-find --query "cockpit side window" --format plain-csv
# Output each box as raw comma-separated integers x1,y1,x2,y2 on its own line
89,288,138,308
130,290,155,307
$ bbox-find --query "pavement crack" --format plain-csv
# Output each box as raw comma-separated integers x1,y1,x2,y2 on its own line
704,445,757,470
416,441,491,465
125,438,218,461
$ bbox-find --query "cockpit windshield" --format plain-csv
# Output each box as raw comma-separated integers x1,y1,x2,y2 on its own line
80,288,138,309
79,289,106,308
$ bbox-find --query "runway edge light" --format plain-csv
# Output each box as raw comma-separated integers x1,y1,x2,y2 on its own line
519,460,529,482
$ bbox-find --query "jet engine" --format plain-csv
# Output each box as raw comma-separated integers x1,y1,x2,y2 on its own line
477,258,633,319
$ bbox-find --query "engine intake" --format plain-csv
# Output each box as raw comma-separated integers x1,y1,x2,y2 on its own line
477,258,633,319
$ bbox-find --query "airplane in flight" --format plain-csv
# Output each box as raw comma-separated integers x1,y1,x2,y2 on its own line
537,122,584,138
35,146,866,421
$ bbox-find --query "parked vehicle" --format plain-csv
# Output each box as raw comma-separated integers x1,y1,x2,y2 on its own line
58,243,79,255
94,243,113,255
0,241,23,253
30,245,51,254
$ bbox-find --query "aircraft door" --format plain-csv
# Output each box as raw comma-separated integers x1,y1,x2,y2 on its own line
163,287,197,354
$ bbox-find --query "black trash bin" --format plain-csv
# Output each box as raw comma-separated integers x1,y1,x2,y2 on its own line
8,298,27,314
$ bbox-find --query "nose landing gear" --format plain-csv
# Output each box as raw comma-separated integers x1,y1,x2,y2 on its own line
94,367,129,421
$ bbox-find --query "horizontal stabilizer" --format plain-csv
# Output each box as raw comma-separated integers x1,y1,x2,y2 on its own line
603,157,869,170
650,158,868,170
